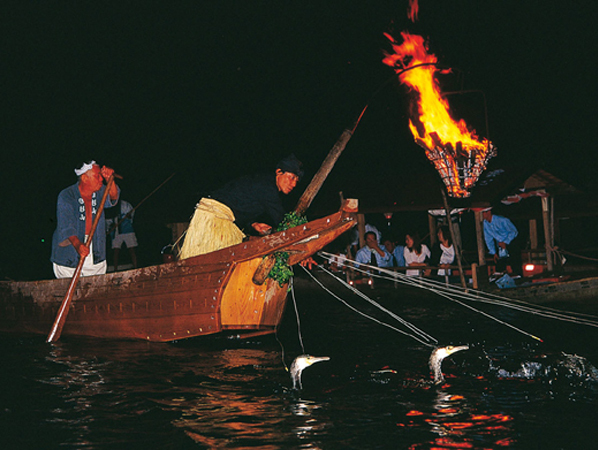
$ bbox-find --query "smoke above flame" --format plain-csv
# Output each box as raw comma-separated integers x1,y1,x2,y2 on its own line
382,31,495,197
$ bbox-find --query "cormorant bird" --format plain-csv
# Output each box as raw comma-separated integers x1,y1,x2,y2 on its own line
429,345,469,384
290,354,330,389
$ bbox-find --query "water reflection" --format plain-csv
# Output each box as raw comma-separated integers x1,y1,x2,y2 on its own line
168,348,287,448
400,387,516,448
3,284,598,449
42,342,112,448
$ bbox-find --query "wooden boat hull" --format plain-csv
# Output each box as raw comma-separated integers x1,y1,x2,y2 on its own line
500,275,598,304
0,209,356,342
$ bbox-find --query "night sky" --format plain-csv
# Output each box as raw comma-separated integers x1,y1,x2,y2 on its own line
2,1,596,280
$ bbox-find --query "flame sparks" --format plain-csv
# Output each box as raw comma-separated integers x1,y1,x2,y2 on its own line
407,0,419,22
383,31,495,197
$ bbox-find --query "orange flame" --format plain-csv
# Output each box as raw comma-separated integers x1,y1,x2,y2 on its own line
383,31,495,197
408,0,419,22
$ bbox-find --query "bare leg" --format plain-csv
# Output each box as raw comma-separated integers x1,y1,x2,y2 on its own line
129,247,138,268
114,248,120,272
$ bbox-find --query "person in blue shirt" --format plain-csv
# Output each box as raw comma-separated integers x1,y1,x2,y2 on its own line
51,161,120,278
482,208,522,276
381,237,405,268
349,223,381,255
355,231,391,273
106,199,138,271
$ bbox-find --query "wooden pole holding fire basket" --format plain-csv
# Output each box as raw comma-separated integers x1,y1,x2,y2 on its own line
440,188,467,289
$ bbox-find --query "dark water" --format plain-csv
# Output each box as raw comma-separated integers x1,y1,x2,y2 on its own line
2,276,598,449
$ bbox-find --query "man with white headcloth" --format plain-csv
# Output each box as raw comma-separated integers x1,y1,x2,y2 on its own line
51,161,120,278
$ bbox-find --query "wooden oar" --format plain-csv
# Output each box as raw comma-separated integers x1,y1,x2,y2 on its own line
47,175,116,343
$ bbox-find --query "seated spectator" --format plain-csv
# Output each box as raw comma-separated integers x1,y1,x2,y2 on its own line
325,240,349,273
381,238,405,268
430,226,455,277
403,231,431,276
355,231,391,273
329,252,347,272
350,223,381,254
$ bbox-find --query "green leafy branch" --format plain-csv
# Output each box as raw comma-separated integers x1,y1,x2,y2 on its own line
275,211,308,232
267,212,308,286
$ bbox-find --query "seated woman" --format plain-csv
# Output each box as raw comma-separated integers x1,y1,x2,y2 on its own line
403,231,431,276
430,226,455,277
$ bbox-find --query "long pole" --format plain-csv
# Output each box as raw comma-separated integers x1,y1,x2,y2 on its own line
47,175,116,343
251,114,364,285
440,188,467,289
251,72,411,285
107,172,175,235
293,128,354,215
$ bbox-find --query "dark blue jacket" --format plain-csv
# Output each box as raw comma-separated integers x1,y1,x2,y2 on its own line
51,182,120,268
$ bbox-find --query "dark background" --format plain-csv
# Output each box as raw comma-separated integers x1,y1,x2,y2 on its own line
2,1,596,280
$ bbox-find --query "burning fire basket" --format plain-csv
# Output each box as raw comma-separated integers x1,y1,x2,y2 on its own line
417,131,496,198
382,31,497,199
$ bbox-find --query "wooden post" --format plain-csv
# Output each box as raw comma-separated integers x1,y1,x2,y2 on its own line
471,263,479,290
440,189,467,289
474,210,486,266
357,214,366,249
541,196,554,271
428,213,437,247
529,218,538,262
452,219,463,250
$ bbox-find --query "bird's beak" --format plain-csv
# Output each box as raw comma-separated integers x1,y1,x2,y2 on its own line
447,345,469,356
307,356,330,365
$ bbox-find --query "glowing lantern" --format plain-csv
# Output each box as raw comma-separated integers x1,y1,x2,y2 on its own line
383,32,496,198
383,212,393,227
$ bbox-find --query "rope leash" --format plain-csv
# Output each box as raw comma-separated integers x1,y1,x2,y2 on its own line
317,252,598,339
300,265,438,348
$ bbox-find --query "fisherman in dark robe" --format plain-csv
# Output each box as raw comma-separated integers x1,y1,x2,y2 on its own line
179,154,303,259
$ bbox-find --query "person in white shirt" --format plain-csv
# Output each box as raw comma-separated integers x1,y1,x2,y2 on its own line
430,226,455,277
403,231,431,276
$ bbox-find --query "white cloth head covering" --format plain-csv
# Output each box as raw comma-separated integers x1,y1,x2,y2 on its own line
74,160,97,176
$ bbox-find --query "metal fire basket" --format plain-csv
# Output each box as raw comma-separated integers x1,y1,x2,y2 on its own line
417,137,496,198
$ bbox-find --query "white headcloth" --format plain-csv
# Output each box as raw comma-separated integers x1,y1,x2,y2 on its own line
74,160,97,176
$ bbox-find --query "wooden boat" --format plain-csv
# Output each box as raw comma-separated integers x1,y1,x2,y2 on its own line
0,204,356,342
496,274,598,304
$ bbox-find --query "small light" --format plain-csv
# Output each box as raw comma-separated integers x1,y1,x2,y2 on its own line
524,264,535,272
